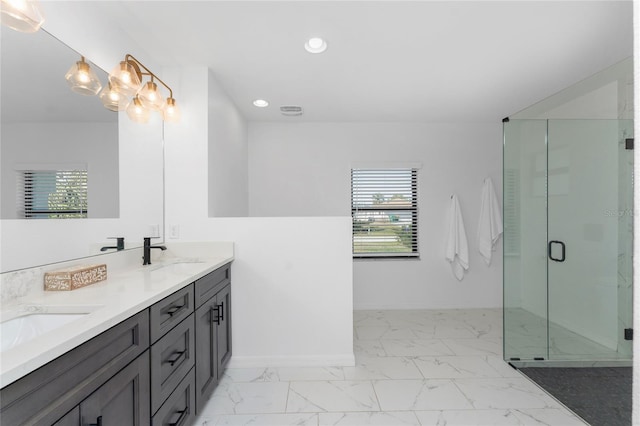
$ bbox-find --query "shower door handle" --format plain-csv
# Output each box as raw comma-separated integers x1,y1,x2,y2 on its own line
548,240,566,262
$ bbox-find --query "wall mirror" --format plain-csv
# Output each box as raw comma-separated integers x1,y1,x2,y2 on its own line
0,25,164,273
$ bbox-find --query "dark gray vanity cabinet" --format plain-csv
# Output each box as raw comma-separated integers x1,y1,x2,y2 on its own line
194,263,232,414
149,284,196,425
0,262,232,426
0,311,150,426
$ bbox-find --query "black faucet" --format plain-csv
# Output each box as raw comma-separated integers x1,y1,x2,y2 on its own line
143,237,167,265
100,237,125,251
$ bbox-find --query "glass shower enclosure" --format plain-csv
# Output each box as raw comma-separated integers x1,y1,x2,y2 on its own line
503,119,634,364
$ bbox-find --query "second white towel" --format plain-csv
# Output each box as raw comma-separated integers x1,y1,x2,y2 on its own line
445,194,469,281
477,177,503,265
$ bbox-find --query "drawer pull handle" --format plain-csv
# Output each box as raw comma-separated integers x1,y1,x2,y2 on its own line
166,350,186,366
89,416,103,426
167,305,184,316
212,306,220,324
169,408,189,426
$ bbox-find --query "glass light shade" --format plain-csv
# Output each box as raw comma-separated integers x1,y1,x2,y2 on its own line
108,61,142,98
126,96,150,123
138,81,165,111
65,58,102,96
0,0,45,33
162,97,181,123
99,83,127,111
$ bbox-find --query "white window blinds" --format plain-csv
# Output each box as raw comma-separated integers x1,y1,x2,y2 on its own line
351,168,419,258
17,169,88,219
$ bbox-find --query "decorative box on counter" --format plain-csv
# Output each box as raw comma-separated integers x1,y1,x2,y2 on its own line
44,264,107,291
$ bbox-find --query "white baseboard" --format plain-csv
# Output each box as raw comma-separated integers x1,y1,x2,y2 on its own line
353,302,502,310
227,353,356,369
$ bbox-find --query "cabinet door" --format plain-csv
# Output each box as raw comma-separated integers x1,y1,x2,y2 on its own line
80,351,151,426
194,296,218,414
216,284,232,375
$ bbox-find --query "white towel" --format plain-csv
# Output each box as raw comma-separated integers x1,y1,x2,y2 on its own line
477,177,503,265
445,194,469,281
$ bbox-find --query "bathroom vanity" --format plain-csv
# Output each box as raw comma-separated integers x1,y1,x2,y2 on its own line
0,251,232,426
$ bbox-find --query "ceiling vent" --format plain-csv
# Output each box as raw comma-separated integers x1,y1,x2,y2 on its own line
280,105,303,116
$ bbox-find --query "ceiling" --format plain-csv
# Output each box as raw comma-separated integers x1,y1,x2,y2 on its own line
33,1,639,123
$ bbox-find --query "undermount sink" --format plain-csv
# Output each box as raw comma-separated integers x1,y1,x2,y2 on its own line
148,259,206,275
1,307,99,353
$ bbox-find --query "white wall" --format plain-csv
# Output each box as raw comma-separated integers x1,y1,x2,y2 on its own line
248,122,503,309
163,68,353,366
207,70,249,217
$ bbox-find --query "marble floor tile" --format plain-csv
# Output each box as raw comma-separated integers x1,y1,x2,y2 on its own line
485,356,523,378
318,411,420,425
195,309,586,426
413,356,503,379
287,381,380,413
373,379,473,411
414,409,522,425
441,337,503,356
433,322,478,339
210,413,319,426
354,340,387,358
512,408,588,425
380,339,456,357
355,325,419,340
201,382,290,416
343,356,424,380
222,368,280,383
453,378,561,409
277,366,345,381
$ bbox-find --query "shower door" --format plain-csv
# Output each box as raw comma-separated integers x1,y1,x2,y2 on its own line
547,120,633,360
503,119,633,362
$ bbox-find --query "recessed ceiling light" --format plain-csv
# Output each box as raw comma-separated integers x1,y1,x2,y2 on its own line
253,99,269,108
305,37,327,54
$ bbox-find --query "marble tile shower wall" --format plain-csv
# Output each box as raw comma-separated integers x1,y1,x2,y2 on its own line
195,309,587,426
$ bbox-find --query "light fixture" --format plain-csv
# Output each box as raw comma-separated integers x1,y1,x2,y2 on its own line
138,81,165,111
0,0,45,33
108,60,142,98
253,99,269,108
99,83,127,111
126,95,150,123
107,54,180,123
163,97,181,123
65,56,102,96
304,37,327,54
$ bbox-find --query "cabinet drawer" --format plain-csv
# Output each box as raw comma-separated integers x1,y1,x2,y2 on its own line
0,310,149,426
195,263,230,307
151,314,195,414
150,284,194,343
152,367,195,426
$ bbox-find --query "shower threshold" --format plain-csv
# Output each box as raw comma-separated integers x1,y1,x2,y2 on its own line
509,359,632,369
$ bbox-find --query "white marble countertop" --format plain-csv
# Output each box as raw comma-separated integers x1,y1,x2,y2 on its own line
0,251,233,388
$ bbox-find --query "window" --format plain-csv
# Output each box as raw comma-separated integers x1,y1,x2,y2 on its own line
351,168,419,258
17,169,88,218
